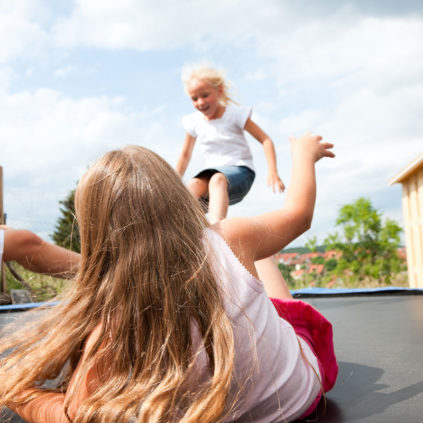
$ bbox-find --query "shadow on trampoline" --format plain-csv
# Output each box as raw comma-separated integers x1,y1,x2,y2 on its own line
324,361,423,421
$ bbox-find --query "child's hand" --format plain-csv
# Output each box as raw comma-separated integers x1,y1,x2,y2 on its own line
289,133,335,162
267,172,285,193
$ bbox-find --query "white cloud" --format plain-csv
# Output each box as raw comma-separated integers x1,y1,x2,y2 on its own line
0,67,15,91
51,0,290,50
243,69,270,82
54,66,73,78
1,0,421,249
0,87,178,237
0,2,48,63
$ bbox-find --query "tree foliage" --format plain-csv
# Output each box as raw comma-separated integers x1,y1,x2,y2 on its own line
52,188,80,253
305,236,318,252
324,197,404,284
278,262,294,285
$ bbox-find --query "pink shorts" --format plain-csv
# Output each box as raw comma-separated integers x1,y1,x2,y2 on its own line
270,298,338,417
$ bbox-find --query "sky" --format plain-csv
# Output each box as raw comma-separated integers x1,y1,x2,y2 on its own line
1,0,422,248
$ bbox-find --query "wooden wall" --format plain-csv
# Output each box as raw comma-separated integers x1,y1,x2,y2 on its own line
401,166,423,288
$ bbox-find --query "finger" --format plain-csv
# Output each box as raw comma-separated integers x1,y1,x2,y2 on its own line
272,179,280,194
322,142,335,157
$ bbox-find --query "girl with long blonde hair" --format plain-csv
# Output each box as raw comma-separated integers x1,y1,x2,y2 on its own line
0,133,336,422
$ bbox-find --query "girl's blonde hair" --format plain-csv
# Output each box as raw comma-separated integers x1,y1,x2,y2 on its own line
0,146,235,422
182,64,236,106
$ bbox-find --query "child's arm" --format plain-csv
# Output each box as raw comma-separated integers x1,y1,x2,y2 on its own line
175,133,196,177
12,393,68,423
214,133,334,276
244,118,285,193
2,226,80,278
11,326,103,423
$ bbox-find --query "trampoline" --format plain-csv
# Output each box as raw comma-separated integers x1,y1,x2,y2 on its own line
1,288,423,422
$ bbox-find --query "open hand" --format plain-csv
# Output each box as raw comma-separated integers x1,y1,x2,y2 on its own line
267,172,285,193
289,133,335,162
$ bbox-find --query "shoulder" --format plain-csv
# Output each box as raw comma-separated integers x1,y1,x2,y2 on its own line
182,111,202,125
182,111,203,134
209,219,259,278
228,104,252,113
225,105,252,127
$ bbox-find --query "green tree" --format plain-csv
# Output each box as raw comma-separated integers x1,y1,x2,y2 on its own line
324,258,338,272
52,188,80,253
324,197,404,285
278,262,294,285
311,256,325,265
305,235,318,252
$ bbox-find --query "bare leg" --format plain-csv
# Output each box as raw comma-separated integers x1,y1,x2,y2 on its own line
187,177,209,199
2,227,80,279
255,256,292,299
208,172,229,224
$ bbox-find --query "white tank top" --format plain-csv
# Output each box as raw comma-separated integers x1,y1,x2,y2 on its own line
201,228,321,422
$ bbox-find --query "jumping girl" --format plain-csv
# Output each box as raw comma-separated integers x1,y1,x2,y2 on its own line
0,133,336,422
176,65,285,223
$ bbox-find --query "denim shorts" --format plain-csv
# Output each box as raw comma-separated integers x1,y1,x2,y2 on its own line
194,165,256,206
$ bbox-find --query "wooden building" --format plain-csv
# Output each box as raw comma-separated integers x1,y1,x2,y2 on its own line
390,153,423,288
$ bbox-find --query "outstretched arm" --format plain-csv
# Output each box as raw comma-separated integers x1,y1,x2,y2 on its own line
2,226,80,278
214,133,334,277
175,133,196,177
11,325,104,423
244,118,285,193
12,393,68,423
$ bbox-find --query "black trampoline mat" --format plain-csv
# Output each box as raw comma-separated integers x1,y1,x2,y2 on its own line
300,294,423,423
1,294,423,423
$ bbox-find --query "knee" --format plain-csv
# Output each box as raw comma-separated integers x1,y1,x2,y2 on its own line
209,173,228,190
188,178,208,198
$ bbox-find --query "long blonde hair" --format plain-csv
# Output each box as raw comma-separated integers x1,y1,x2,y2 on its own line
0,146,235,422
181,63,237,106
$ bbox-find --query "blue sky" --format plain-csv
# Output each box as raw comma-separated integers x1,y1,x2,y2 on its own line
1,0,422,247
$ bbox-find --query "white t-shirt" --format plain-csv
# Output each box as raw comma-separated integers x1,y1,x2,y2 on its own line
182,104,255,171
193,229,321,422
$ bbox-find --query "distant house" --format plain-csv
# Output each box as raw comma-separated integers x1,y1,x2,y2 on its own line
390,153,423,288
397,247,407,262
324,250,342,260
291,263,324,280
298,252,324,264
291,269,305,280
308,264,324,275
275,252,299,265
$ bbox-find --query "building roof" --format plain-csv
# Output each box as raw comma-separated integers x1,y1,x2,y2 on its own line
389,152,423,185
275,252,298,263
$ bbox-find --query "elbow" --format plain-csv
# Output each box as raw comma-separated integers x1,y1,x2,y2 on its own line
295,212,313,236
304,212,314,231
19,230,44,253
7,230,43,262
